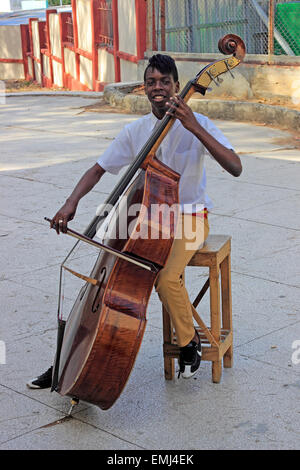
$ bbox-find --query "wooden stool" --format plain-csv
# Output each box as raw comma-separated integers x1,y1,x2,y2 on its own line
162,234,233,383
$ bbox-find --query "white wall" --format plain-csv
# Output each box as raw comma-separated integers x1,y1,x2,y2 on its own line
0,0,22,12
53,59,63,87
0,25,22,59
0,25,24,79
80,55,93,89
98,48,115,83
64,48,76,78
42,53,50,79
49,13,61,59
118,0,136,56
120,58,137,82
77,0,92,52
0,62,24,79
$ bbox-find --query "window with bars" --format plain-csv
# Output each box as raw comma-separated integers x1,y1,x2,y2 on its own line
97,0,114,47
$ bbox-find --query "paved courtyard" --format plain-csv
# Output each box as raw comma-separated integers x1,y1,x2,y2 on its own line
0,95,300,450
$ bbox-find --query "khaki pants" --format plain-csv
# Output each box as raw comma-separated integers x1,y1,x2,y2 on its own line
155,213,209,347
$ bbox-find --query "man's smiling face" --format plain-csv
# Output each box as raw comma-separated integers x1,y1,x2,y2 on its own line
144,67,180,120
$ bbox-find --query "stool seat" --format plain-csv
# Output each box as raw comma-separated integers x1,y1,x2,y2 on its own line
162,234,233,383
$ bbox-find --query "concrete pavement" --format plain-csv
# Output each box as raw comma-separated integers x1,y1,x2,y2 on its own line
0,94,300,450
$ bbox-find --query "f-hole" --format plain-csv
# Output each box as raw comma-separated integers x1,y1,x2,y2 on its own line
91,267,107,313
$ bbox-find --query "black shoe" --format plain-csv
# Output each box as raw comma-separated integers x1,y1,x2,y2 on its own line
178,331,202,379
26,366,53,389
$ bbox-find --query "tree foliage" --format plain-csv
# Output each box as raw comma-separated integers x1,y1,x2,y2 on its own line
48,0,71,6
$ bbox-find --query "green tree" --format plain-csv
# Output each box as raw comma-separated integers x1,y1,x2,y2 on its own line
48,0,71,6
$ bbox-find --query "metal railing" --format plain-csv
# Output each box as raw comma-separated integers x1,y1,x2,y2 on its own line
97,0,114,47
148,0,300,56
65,15,74,45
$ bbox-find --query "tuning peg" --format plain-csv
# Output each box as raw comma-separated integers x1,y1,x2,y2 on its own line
207,71,220,87
225,60,235,79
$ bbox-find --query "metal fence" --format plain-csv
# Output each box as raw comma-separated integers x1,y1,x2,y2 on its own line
97,0,114,47
148,0,300,56
65,14,74,45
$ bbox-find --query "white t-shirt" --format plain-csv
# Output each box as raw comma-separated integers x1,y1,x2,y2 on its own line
97,112,234,213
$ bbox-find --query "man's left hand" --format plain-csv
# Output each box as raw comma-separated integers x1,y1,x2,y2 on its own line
166,95,199,133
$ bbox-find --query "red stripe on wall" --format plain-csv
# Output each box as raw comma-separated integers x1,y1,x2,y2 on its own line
116,51,139,64
45,9,57,86
112,0,120,82
91,0,98,91
135,0,147,60
0,58,23,63
20,24,29,79
71,0,80,82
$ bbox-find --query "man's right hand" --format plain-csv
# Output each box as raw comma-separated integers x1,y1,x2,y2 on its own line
49,163,105,234
50,199,78,234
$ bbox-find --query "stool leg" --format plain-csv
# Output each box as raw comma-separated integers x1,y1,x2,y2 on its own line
210,265,222,383
212,360,222,383
162,306,175,380
221,254,233,368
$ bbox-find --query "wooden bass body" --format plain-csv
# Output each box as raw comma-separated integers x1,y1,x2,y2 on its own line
56,159,180,410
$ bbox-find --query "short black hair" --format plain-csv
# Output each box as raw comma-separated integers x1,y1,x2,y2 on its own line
144,54,179,83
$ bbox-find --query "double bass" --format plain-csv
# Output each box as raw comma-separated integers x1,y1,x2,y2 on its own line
46,35,245,411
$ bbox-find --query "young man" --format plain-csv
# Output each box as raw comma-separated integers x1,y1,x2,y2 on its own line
27,54,242,389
